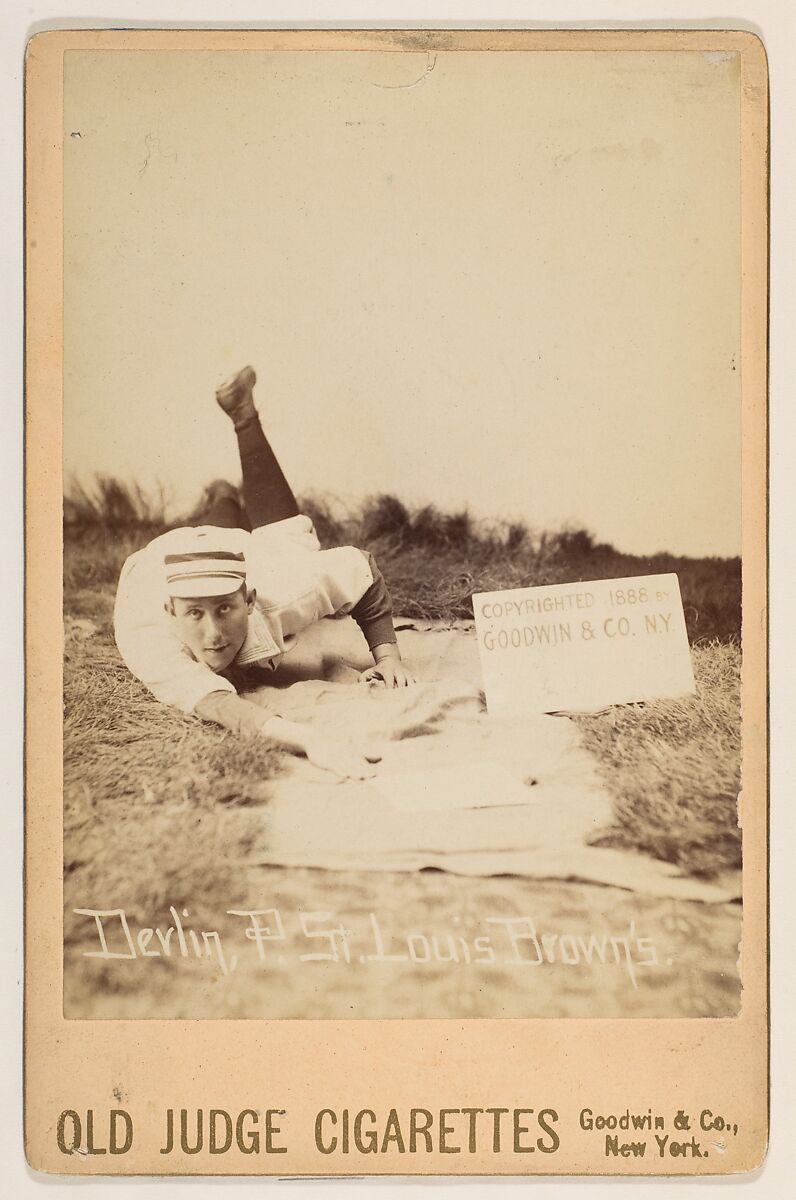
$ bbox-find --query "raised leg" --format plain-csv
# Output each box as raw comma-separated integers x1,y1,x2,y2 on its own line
216,366,300,528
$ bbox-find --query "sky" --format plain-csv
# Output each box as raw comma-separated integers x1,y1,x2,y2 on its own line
63,46,742,557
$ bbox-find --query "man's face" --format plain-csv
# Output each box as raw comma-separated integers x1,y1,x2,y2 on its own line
169,586,254,671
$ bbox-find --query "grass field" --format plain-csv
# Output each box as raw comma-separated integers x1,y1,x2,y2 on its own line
64,482,742,912
65,480,744,883
66,480,739,883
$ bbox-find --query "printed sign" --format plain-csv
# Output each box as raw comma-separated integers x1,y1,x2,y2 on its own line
473,574,695,716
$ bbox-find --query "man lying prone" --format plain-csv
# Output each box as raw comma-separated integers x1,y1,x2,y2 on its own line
114,366,413,780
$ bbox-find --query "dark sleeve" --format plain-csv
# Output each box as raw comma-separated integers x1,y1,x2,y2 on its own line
194,690,277,735
350,552,398,650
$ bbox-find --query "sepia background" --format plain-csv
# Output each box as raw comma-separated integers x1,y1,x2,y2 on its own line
63,48,741,557
60,42,746,1027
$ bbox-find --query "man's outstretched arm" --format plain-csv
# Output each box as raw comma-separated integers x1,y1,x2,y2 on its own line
194,691,379,780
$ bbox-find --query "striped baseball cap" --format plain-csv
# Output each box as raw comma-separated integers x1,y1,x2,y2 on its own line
163,527,248,599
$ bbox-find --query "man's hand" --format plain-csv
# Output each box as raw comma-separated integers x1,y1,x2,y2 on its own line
304,733,381,782
261,716,382,782
360,643,415,689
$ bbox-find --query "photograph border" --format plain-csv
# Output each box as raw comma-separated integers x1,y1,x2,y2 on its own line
25,25,768,1176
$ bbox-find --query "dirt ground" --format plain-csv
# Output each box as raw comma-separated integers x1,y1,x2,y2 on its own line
62,520,743,1023
65,862,740,1020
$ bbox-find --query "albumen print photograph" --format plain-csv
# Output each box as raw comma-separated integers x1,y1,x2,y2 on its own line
63,44,745,1020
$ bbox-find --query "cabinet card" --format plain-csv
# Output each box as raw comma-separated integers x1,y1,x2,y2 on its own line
24,27,768,1176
